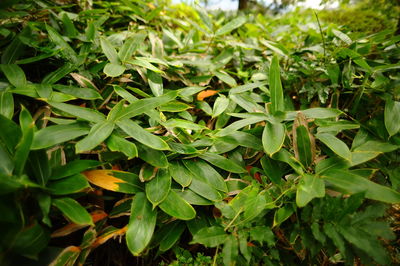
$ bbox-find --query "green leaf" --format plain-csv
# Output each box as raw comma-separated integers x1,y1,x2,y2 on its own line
229,81,268,94
0,145,14,176
214,71,237,87
0,64,26,87
46,25,79,65
51,160,101,180
158,222,185,251
163,118,206,131
103,63,126,77
50,246,81,266
137,143,168,168
169,161,192,187
53,85,102,100
145,169,171,207
286,108,343,120
48,101,105,123
353,140,399,153
126,192,157,256
159,190,196,220
215,16,246,36
47,173,90,195
13,107,34,175
323,169,400,203
32,123,90,150
100,37,119,64
0,90,14,119
384,99,400,137
175,189,213,205
190,226,227,247
75,121,115,153
106,133,138,159
199,152,246,173
147,70,163,96
183,160,227,192
296,174,325,207
269,55,284,114
42,63,77,84
212,95,230,117
222,235,239,266
127,58,163,73
262,121,285,156
117,119,169,150
115,91,178,120
316,133,351,161
52,198,93,225
118,34,146,62
273,205,294,227
216,117,266,137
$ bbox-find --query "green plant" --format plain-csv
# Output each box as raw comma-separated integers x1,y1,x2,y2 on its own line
0,1,399,265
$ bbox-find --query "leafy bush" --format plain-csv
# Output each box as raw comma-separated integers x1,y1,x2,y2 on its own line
0,1,399,265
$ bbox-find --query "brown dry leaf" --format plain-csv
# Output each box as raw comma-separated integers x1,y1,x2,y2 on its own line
91,226,128,248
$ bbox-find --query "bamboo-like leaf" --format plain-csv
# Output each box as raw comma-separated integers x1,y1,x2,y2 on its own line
296,174,325,207
126,192,157,256
293,113,315,168
269,55,284,114
83,169,142,193
159,190,196,220
100,37,119,64
75,121,115,153
145,169,171,207
316,133,351,161
215,16,246,36
52,198,93,226
262,121,285,156
0,64,26,87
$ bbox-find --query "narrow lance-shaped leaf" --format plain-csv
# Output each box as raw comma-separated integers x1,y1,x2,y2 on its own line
46,25,79,65
100,37,119,64
262,121,285,156
147,70,163,96
126,192,157,256
75,121,114,153
215,16,246,36
52,198,93,226
0,90,14,119
293,113,315,168
48,101,105,123
316,133,351,161
269,55,284,114
117,119,169,150
199,152,246,173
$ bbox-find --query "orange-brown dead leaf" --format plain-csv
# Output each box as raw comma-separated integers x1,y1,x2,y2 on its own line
197,90,218,101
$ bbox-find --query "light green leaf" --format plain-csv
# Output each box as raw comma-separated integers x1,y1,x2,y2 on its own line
296,174,325,207
215,16,246,36
147,70,163,96
316,133,351,161
323,169,400,203
106,133,138,159
48,101,105,123
269,55,284,114
163,118,206,131
183,160,227,192
100,37,119,64
103,63,126,77
212,95,230,118
75,121,115,153
117,119,169,150
262,121,285,156
52,198,93,225
214,71,237,87
190,226,227,247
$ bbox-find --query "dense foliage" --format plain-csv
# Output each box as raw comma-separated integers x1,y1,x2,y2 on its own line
0,0,399,265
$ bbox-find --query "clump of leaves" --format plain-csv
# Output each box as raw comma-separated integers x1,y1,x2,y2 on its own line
0,0,399,265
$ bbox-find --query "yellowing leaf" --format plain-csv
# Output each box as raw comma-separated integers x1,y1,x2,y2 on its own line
82,170,142,193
